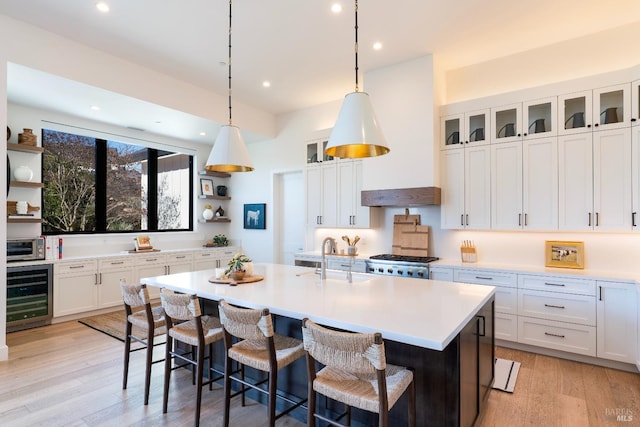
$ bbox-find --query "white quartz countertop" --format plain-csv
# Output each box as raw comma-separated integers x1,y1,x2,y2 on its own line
140,263,495,351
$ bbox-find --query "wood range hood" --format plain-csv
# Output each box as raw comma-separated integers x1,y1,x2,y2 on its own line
361,187,441,207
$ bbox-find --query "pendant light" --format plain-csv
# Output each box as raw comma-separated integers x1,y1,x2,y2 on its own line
206,0,254,172
325,0,389,159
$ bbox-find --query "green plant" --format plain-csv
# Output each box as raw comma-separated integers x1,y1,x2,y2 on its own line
226,253,252,275
213,234,228,247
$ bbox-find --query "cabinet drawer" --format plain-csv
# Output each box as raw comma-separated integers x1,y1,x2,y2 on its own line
454,268,517,287
495,312,517,342
518,274,596,296
495,286,517,315
518,316,596,357
429,267,454,281
518,289,595,326
167,252,194,263
55,260,98,274
135,254,166,265
195,250,217,260
98,257,136,270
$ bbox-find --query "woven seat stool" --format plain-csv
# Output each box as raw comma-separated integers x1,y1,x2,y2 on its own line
301,318,416,427
160,289,225,427
120,280,166,405
218,299,307,427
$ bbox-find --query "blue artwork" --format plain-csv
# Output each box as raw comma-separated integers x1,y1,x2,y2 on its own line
244,203,266,230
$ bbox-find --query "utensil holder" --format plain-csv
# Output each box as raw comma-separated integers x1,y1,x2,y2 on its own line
460,246,477,263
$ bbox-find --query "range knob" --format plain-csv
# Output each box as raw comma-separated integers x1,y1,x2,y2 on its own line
407,271,413,276
387,268,393,274
378,268,384,273
397,269,403,275
417,271,425,277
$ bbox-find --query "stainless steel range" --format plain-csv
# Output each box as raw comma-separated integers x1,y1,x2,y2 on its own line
365,254,439,279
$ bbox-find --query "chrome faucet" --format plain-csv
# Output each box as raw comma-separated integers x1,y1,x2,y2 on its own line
320,237,337,280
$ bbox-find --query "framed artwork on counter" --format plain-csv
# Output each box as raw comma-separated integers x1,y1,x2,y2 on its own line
545,240,584,269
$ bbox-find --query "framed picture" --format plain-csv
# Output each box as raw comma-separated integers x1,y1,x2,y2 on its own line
244,203,266,230
200,178,214,196
545,240,585,269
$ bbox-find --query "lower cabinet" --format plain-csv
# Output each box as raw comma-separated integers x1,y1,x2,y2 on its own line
459,299,494,427
54,260,99,317
596,280,638,363
97,257,135,308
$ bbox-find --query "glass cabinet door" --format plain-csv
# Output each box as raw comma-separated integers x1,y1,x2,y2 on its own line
632,80,640,126
441,114,464,149
523,97,556,139
593,83,630,131
491,103,521,143
558,90,593,135
466,109,490,146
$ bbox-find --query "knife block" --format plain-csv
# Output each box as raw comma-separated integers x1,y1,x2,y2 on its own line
460,246,477,263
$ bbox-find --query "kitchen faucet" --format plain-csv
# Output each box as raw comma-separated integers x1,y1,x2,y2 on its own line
320,237,337,280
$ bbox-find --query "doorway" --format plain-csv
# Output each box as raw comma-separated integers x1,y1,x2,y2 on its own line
274,170,304,265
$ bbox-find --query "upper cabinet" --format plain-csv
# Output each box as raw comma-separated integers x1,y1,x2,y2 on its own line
306,134,334,164
441,109,490,150
491,103,522,143
491,97,556,144
632,79,640,126
559,84,631,136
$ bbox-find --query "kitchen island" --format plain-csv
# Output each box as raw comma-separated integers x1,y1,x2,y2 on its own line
141,263,496,426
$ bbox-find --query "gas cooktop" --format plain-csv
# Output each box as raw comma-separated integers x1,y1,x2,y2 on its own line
369,254,439,264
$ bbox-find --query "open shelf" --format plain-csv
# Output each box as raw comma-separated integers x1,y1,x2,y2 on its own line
198,170,231,178
7,143,44,153
10,181,44,188
198,194,231,201
198,218,231,223
7,217,42,224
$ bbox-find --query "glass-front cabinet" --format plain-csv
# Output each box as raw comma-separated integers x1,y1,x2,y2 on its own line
441,109,489,150
306,138,334,164
593,83,630,131
523,97,556,139
632,79,640,126
558,90,593,135
491,103,521,143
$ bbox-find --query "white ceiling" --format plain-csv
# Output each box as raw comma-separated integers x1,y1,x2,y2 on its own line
2,0,640,142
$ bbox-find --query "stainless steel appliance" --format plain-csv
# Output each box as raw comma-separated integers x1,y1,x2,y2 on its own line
365,254,439,279
7,237,45,262
7,264,53,332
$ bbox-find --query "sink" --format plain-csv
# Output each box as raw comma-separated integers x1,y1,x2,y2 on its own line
297,269,371,283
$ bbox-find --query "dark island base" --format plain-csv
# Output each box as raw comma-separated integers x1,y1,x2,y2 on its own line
201,297,495,427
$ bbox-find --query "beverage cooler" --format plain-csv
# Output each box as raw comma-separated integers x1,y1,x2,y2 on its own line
7,264,53,332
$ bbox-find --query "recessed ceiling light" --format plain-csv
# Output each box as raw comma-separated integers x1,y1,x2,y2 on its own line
262,81,271,88
373,42,383,50
96,2,110,13
90,105,100,111
200,132,207,136
331,3,342,13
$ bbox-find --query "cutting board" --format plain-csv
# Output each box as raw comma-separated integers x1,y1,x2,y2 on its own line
392,209,430,257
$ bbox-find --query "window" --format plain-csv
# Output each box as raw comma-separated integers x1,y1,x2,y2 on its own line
42,129,193,234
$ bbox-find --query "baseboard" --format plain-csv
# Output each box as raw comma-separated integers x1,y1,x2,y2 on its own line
497,339,639,373
51,306,122,324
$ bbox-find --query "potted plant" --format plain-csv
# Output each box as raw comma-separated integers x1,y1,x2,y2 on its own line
213,234,229,247
226,253,252,281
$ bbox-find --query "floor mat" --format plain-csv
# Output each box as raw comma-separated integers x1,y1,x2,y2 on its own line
493,358,520,393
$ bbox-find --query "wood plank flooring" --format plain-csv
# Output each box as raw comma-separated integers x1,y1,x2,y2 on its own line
1,321,639,426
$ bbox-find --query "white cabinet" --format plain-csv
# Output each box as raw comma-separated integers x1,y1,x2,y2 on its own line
631,125,640,229
632,79,640,126
558,90,593,135
491,139,557,230
97,256,135,309
336,160,370,228
453,268,518,341
440,146,491,229
522,97,557,139
306,162,337,227
593,83,631,131
596,280,637,364
441,109,490,150
327,257,367,273
491,103,522,143
166,252,194,275
193,247,238,272
559,128,632,230
429,266,453,281
54,260,99,316
134,254,167,299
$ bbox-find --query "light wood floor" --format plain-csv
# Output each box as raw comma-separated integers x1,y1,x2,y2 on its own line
1,321,639,426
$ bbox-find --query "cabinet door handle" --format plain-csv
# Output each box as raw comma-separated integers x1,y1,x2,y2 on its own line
110,261,124,265
595,212,599,227
475,276,493,280
599,286,603,301
588,212,592,227
524,213,528,226
176,255,186,259
465,214,469,226
69,265,85,269
477,315,486,337
544,332,565,339
544,282,566,287
544,303,565,309
94,273,99,285
518,213,522,226
461,214,464,226
633,212,637,227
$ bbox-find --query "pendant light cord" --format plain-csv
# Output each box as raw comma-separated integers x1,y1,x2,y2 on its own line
354,0,359,92
227,0,233,125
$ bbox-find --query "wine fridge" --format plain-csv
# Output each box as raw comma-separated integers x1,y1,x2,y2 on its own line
7,264,53,332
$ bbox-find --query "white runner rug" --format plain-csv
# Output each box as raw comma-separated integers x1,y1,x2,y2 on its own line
493,358,520,393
